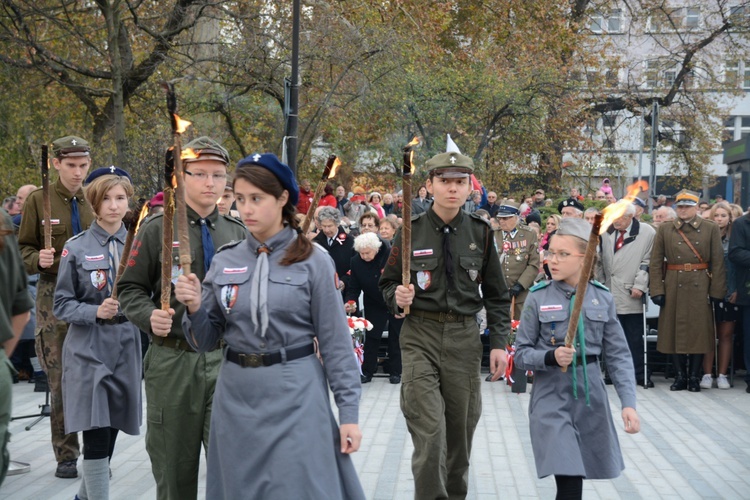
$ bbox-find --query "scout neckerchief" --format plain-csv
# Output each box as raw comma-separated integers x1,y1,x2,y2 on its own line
569,294,591,406
250,244,271,338
107,235,120,296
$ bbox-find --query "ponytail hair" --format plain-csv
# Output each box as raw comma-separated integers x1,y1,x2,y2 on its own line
233,165,312,265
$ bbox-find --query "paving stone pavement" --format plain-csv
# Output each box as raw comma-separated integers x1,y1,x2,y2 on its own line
2,371,749,499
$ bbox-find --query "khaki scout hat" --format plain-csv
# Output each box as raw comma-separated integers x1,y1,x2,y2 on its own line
52,136,90,158
425,152,473,178
674,189,700,206
182,136,230,165
556,217,592,242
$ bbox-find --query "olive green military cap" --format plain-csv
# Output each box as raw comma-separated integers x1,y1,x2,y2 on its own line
52,136,90,158
183,136,230,165
425,152,473,178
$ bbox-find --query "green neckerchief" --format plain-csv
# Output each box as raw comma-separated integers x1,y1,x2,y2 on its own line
569,296,591,406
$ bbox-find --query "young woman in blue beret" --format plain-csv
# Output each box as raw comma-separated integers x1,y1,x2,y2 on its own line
174,154,365,499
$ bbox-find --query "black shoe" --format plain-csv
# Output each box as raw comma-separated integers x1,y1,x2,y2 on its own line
485,373,494,382
360,375,372,384
55,460,78,479
604,374,613,385
34,373,48,393
687,377,701,392
637,379,655,388
389,375,401,384
670,377,687,391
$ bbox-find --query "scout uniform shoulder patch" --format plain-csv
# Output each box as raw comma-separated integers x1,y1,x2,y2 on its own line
529,280,550,292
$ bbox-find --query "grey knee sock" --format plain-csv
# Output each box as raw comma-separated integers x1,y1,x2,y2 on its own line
77,475,88,500
81,458,109,500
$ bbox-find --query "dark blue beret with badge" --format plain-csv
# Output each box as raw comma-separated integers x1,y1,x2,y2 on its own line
84,166,132,186
557,197,584,214
235,153,300,206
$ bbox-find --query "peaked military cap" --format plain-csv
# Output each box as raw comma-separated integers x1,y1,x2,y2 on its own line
632,197,647,208
557,197,584,214
496,201,520,218
674,189,700,206
182,136,230,165
52,136,90,158
425,152,473,178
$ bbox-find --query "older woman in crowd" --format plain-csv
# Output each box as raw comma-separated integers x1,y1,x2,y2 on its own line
382,193,395,216
379,217,399,243
312,207,355,298
345,232,402,384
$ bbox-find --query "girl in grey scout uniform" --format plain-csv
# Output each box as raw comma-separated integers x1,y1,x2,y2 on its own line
174,153,365,500
54,168,141,500
514,217,640,500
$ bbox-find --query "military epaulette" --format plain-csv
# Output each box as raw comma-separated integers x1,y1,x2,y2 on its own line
216,239,243,253
590,280,609,291
410,212,427,222
518,223,531,231
221,213,246,228
529,280,550,292
139,212,164,227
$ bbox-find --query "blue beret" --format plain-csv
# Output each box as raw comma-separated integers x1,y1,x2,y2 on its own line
84,166,132,186
235,153,299,206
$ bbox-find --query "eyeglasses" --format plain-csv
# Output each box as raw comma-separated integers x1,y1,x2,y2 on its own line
543,250,585,262
184,170,226,182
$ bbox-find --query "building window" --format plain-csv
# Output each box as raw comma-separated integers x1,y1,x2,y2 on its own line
743,62,750,89
664,70,677,87
605,70,619,87
602,112,617,128
724,116,737,143
686,7,701,28
590,10,622,33
741,116,750,138
608,9,622,32
725,60,740,86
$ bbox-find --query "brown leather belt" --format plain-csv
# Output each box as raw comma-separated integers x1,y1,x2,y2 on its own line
226,343,316,368
411,309,473,323
151,336,221,353
665,263,709,272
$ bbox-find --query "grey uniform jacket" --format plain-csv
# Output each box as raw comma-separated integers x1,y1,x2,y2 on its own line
514,280,636,480
182,226,364,499
53,221,142,435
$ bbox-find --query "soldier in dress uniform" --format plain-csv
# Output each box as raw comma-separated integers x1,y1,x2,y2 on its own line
117,137,247,500
18,136,95,478
379,150,510,500
494,201,540,320
515,217,640,499
650,189,726,392
53,167,142,500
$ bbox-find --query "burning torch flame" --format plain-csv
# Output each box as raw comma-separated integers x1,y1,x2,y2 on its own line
181,148,199,161
174,114,192,134
599,180,649,234
405,136,420,175
329,157,342,179
134,203,150,234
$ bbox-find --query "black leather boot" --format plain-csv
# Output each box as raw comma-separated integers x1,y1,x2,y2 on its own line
670,354,687,391
688,354,704,392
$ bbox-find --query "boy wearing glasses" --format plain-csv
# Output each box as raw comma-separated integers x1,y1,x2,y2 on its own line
515,217,639,500
118,136,246,500
380,151,510,500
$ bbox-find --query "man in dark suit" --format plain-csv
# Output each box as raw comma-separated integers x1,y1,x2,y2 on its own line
313,206,355,299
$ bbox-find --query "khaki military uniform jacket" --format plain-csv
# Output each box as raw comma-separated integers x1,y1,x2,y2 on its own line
494,224,540,317
650,216,726,353
18,181,95,276
118,206,247,339
379,208,511,349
